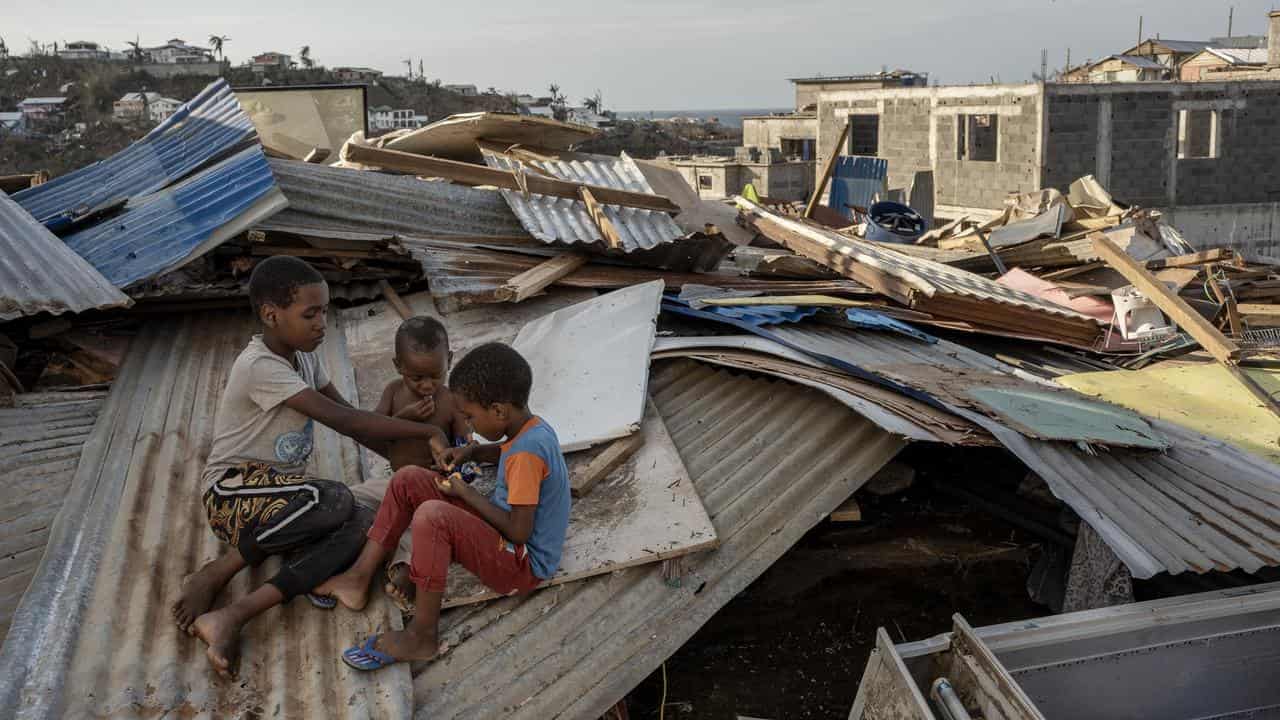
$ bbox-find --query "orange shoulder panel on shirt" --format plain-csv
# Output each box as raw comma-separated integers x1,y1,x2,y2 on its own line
504,451,549,505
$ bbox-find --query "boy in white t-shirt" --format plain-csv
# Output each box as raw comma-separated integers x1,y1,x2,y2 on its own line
170,256,449,679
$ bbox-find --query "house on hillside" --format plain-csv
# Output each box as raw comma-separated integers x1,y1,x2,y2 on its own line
0,112,25,135
145,39,213,64
149,97,183,123
58,41,109,61
113,92,161,121
334,67,383,82
567,107,612,128
1180,47,1269,81
368,106,416,131
249,52,292,74
1085,55,1170,82
1120,38,1211,70
18,97,68,126
444,84,478,96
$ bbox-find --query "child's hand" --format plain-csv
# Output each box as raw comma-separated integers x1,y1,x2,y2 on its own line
434,471,465,497
395,396,435,422
428,435,450,470
438,443,473,471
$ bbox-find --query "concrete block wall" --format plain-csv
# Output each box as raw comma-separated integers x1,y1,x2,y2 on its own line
816,85,1043,213
1105,94,1173,207
1041,94,1100,191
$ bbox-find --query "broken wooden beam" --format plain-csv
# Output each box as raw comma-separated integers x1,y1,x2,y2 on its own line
804,119,851,219
570,431,646,498
1092,233,1240,364
577,187,623,249
829,497,863,522
1144,248,1232,270
379,279,414,320
343,144,681,214
496,253,589,303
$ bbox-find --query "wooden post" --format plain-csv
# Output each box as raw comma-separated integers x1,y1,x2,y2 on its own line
379,279,414,320
496,253,589,303
577,187,623,249
570,431,645,498
804,119,851,219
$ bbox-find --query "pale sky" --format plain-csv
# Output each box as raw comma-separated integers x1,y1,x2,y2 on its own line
4,0,1274,110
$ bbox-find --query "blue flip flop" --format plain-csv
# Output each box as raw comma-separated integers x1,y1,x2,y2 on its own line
307,592,336,610
342,635,396,671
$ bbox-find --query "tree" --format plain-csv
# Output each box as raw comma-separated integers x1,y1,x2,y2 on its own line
126,36,144,63
208,35,229,62
548,83,568,121
0,37,8,58
299,45,314,69
418,59,424,83
403,59,412,79
583,89,603,114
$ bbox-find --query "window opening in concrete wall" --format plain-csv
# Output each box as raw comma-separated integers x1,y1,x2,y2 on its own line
956,113,999,162
847,114,879,156
698,174,713,189
780,138,815,160
1178,109,1218,159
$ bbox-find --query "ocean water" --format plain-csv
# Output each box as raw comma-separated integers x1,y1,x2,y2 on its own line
615,108,791,128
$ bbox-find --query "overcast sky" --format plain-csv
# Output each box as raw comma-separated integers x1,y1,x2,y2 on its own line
5,0,1273,110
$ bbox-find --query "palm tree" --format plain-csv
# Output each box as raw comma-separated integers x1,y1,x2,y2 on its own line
0,37,8,59
583,90,603,115
299,45,314,69
208,35,229,62
126,36,143,63
403,59,412,79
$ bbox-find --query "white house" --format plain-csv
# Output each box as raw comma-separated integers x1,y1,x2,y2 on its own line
249,52,292,73
113,92,162,121
444,84,478,96
58,41,109,61
149,97,183,123
567,107,612,128
145,39,213,64
368,106,416,131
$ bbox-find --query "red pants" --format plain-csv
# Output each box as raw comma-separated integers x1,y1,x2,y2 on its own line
367,465,541,595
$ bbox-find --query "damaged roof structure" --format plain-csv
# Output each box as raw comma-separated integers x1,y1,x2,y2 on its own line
2,74,1280,720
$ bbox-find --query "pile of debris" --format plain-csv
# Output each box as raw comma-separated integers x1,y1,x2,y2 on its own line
1,78,1279,719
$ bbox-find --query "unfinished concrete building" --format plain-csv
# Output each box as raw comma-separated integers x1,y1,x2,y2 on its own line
815,79,1280,251
666,149,815,201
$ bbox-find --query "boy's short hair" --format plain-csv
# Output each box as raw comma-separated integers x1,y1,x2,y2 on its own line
395,316,449,357
449,342,532,408
248,256,325,314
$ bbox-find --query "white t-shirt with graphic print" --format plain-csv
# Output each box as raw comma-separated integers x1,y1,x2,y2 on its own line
203,335,329,489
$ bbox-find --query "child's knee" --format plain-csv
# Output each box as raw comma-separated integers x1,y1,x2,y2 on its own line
411,499,453,531
391,465,433,492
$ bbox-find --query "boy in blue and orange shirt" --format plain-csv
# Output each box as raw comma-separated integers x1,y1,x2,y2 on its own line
316,342,571,669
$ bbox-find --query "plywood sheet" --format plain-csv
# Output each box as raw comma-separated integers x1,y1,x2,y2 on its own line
442,398,717,608
386,112,599,162
1059,363,1280,464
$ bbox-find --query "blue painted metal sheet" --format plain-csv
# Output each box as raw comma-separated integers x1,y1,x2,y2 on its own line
62,145,286,288
14,79,256,229
828,155,888,220
843,308,936,344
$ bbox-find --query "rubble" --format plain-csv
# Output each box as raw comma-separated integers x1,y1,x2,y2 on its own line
2,75,1280,720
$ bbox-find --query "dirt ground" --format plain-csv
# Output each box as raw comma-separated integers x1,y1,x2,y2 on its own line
624,446,1050,720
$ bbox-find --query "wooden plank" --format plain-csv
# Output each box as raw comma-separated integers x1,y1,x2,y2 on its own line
829,497,862,522
378,279,414,320
343,143,681,214
302,147,331,163
1205,265,1244,337
1040,261,1107,281
1238,303,1280,317
577,186,623,249
443,398,718,608
570,430,645,498
804,119,852,219
1144,248,1232,270
1235,250,1280,267
1092,233,1240,364
495,253,589,303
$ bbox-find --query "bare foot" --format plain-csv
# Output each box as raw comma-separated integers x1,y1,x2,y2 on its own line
172,556,241,634
383,564,416,614
314,569,373,611
373,627,443,664
192,609,242,679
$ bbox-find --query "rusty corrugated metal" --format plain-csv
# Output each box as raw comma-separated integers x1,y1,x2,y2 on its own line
0,191,131,320
0,313,411,719
0,391,107,643
983,417,1280,579
410,359,906,718
481,148,688,253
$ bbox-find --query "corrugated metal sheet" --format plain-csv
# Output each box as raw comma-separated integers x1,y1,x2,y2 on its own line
0,312,411,719
983,416,1280,579
410,359,906,718
15,79,256,228
0,191,130,320
0,391,107,643
482,148,687,252
829,155,888,219
62,146,287,288
265,157,532,240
